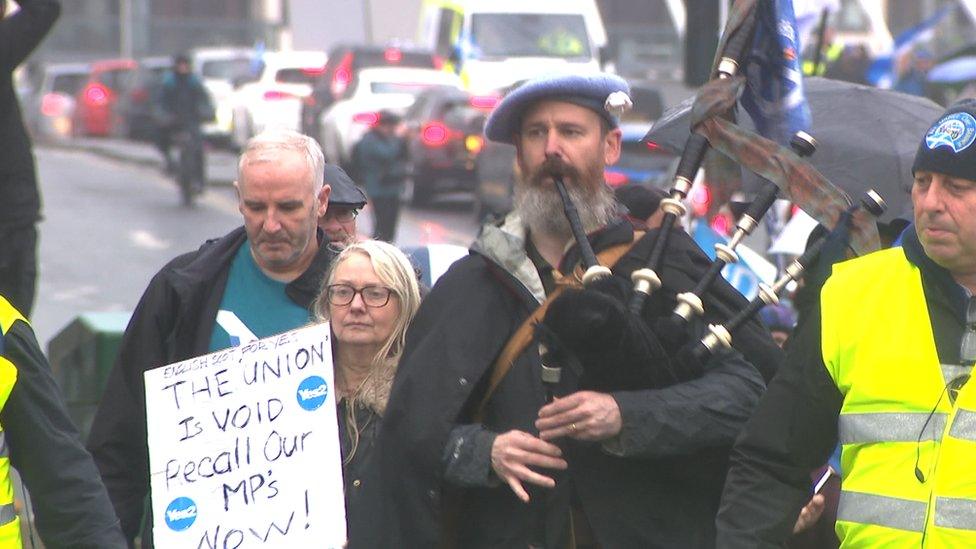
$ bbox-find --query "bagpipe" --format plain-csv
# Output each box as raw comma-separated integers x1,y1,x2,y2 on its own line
534,0,887,399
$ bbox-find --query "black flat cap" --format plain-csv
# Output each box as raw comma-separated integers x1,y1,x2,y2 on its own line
325,164,367,208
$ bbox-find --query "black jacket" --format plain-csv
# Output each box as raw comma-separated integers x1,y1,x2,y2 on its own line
2,310,126,547
715,226,965,547
87,227,335,547
0,0,60,227
377,217,779,548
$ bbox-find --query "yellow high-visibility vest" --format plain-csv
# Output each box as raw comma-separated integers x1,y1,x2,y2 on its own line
0,298,24,548
822,247,976,547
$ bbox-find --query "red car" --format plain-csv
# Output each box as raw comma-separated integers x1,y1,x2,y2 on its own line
74,59,138,137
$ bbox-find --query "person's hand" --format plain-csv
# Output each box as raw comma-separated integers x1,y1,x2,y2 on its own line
793,493,825,534
535,391,622,442
490,430,567,503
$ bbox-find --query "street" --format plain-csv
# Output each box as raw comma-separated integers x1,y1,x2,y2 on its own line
31,145,479,346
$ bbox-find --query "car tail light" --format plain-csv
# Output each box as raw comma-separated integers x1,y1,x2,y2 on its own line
41,93,70,116
263,90,296,101
353,112,379,126
710,212,733,235
604,170,629,188
464,135,484,154
84,84,110,107
301,65,326,76
331,52,354,97
645,141,662,152
421,122,450,147
691,183,711,217
469,94,499,110
384,48,403,63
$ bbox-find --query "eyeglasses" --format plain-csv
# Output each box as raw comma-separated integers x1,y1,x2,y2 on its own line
323,208,359,223
326,284,394,307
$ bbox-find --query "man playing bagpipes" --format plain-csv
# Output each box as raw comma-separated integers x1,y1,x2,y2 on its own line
372,71,783,548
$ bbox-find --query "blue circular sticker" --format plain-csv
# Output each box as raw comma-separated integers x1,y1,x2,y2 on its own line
164,497,198,531
925,112,976,153
296,375,328,411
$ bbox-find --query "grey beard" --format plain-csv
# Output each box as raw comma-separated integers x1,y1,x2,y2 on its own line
514,181,618,240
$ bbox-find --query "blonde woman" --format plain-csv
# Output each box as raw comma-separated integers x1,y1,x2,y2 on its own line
313,239,420,547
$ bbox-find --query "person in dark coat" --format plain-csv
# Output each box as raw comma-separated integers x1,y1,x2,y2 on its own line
0,0,60,317
0,294,126,547
352,110,407,242
154,53,213,176
87,130,336,548
312,240,421,548
374,73,780,548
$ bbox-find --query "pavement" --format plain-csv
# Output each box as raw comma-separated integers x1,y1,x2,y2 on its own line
39,135,240,186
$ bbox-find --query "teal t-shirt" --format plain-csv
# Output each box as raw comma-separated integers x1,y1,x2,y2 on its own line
208,241,312,351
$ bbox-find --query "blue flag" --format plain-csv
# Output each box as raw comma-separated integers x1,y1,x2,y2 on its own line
741,0,812,146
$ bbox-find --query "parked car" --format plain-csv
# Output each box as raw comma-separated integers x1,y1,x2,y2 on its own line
318,66,462,166
26,61,89,140
191,47,256,145
228,50,327,149
301,44,441,142
604,122,674,189
73,58,138,137
115,56,171,141
402,87,498,205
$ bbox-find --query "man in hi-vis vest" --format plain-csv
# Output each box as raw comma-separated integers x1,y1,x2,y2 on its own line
717,99,976,547
0,295,124,547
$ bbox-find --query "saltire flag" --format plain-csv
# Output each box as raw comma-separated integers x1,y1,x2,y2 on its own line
866,5,955,88
740,0,812,146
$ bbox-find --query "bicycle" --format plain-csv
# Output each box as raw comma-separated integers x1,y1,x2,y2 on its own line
172,128,205,207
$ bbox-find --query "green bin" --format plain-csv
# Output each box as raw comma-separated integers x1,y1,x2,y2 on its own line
47,312,131,440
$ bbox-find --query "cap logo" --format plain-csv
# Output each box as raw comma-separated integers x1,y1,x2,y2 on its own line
925,112,976,153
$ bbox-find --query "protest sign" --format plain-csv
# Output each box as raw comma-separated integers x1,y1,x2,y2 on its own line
145,323,345,548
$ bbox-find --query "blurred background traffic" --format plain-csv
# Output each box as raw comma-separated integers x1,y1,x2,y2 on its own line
16,0,976,347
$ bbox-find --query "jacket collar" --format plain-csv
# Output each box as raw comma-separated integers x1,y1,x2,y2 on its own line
470,213,633,305
171,226,334,309
903,224,967,321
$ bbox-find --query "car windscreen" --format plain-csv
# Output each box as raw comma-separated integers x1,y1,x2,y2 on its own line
201,58,254,82
370,82,455,96
470,13,591,59
51,73,88,95
276,68,324,85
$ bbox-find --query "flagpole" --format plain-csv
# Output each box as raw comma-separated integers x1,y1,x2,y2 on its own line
809,7,831,76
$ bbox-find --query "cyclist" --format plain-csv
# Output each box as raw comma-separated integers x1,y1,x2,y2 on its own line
154,53,213,190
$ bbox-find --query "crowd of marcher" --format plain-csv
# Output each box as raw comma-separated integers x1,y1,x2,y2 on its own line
4,0,976,548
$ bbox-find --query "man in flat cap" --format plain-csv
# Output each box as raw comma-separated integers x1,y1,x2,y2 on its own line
375,73,774,547
716,99,976,548
320,163,368,249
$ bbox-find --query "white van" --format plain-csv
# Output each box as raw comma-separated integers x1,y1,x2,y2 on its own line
418,0,608,93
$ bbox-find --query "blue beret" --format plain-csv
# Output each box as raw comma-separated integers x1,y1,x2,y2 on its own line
324,163,367,208
485,73,631,144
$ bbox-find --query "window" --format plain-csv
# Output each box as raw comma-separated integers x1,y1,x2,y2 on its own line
470,13,591,59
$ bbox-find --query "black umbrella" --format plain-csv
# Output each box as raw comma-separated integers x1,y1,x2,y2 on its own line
645,77,944,224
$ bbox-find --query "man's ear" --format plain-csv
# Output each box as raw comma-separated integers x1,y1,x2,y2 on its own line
317,185,332,217
603,128,622,166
